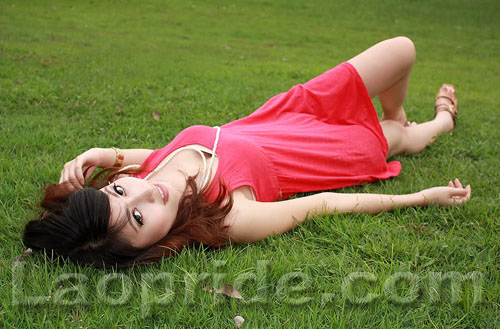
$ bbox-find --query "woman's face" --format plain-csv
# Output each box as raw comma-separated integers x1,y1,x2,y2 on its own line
100,176,181,248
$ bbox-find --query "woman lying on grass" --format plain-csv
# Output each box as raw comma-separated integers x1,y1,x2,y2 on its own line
23,37,470,268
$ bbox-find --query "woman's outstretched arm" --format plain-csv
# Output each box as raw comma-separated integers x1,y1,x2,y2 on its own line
227,179,471,243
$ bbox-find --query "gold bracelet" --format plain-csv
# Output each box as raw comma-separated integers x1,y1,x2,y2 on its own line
111,147,124,167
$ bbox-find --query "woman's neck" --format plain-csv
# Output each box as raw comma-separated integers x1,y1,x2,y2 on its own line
146,147,218,192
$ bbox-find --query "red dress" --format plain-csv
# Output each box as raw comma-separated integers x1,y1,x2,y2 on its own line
136,62,401,202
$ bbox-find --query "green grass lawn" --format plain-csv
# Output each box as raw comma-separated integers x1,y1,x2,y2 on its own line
1,0,499,327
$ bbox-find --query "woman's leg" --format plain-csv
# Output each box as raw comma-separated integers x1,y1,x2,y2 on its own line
348,37,455,158
348,36,416,125
381,108,454,159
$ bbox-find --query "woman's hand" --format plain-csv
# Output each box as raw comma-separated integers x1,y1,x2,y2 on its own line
419,178,471,207
59,148,104,190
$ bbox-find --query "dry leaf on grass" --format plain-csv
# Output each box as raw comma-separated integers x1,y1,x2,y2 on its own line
203,284,243,299
13,248,32,263
152,109,161,121
234,315,245,328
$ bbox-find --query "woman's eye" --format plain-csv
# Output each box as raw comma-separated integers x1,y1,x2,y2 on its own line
133,209,143,226
113,184,124,196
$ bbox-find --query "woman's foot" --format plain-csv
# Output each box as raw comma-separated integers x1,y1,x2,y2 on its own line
435,84,458,131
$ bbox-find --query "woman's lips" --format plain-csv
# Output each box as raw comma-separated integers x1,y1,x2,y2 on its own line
154,183,169,204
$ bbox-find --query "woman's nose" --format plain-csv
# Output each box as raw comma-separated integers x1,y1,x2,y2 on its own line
132,187,155,203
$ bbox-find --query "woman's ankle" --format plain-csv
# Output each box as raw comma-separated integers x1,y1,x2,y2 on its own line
435,111,454,132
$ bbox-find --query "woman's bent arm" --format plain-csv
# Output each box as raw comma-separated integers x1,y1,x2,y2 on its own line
228,179,471,243
88,147,153,168
59,148,153,189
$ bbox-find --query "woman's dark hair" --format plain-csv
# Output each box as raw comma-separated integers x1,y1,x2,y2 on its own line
22,167,234,268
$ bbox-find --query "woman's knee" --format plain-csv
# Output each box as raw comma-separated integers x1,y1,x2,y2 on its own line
391,36,416,68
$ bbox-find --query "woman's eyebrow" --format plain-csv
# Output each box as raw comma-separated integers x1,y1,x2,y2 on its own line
104,187,139,232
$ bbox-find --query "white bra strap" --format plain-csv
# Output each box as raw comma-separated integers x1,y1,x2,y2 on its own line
143,126,221,190
119,164,141,172
200,126,220,189
143,146,186,180
193,147,208,188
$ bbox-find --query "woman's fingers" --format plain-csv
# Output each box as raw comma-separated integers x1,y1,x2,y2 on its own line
62,164,70,184
449,184,472,204
83,166,97,180
466,184,471,200
455,187,467,194
451,187,468,197
58,150,101,189
60,161,71,184
74,161,85,187
450,179,471,204
66,163,80,189
59,159,86,189
447,179,466,189
420,180,471,207
60,161,71,183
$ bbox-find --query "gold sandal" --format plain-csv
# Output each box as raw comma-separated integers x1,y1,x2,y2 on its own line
435,84,458,128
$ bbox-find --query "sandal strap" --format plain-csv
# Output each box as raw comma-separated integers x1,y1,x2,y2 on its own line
434,94,458,127
435,94,457,108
